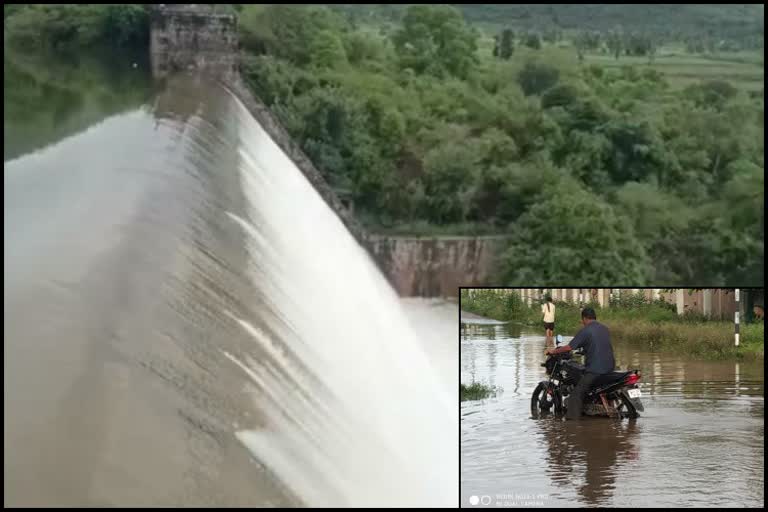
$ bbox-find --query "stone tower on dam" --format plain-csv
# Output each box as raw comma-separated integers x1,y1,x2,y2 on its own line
149,4,238,79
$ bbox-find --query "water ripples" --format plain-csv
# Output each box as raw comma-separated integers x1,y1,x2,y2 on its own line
461,324,764,507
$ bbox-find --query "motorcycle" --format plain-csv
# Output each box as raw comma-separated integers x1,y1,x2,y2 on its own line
531,335,644,419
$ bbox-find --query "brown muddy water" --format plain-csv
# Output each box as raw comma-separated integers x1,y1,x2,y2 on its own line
461,321,764,508
4,49,457,507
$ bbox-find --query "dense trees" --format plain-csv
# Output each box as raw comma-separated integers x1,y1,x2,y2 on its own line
523,33,542,50
4,4,148,50
391,5,478,80
517,61,560,96
239,4,347,67
455,4,763,50
501,180,651,285
331,4,763,48
499,29,514,60
236,4,763,285
331,5,764,54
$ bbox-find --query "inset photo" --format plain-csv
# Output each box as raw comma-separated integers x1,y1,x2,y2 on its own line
460,288,764,508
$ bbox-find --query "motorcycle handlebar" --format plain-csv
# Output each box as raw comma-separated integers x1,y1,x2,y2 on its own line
545,348,582,358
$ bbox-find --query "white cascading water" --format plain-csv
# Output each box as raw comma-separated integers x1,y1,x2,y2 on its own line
4,74,456,506
219,91,456,507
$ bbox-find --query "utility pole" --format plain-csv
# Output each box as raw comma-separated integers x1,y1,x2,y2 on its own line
734,288,740,346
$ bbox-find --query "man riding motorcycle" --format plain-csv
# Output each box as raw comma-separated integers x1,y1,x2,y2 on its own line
544,307,615,420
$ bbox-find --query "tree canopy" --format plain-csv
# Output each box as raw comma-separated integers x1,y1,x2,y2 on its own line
236,4,763,285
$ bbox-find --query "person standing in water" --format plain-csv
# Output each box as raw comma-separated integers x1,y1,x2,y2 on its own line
541,295,556,345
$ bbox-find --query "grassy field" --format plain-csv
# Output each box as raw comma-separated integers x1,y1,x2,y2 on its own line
476,33,764,92
585,52,764,91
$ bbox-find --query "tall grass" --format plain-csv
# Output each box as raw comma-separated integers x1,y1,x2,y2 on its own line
610,320,764,360
459,289,532,323
460,382,502,401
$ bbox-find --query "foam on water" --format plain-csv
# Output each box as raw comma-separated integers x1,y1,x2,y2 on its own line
216,89,456,506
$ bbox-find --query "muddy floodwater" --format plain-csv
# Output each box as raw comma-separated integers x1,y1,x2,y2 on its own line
461,321,764,508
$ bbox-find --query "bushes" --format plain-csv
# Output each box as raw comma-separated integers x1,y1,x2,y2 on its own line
101,5,149,49
310,30,348,69
609,319,763,360
343,31,387,65
684,80,739,110
392,5,479,80
460,289,536,323
460,382,502,401
241,54,319,106
500,180,650,286
517,60,560,96
421,141,480,223
741,323,765,351
460,290,510,321
239,4,346,67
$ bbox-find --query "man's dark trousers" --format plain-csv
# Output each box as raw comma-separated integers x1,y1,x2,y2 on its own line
566,372,600,419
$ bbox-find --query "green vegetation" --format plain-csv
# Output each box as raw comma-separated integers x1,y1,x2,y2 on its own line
460,289,764,361
458,288,532,324
4,4,763,285
610,319,764,360
4,4,148,51
501,179,651,284
581,53,764,93
333,5,764,49
237,4,763,285
460,381,502,401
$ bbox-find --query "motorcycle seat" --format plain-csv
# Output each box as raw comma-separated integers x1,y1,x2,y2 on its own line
590,370,633,389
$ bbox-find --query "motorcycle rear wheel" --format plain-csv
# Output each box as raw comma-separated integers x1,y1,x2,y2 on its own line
614,391,640,419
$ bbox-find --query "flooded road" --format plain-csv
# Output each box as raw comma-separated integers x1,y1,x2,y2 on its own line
461,321,764,508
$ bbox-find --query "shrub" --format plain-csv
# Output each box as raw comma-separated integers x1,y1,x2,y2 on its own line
5,4,148,51
460,382,502,401
517,60,560,96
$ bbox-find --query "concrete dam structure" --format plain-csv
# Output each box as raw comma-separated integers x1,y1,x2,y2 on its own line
6,8,458,507
368,236,506,297
149,4,238,80
148,4,499,296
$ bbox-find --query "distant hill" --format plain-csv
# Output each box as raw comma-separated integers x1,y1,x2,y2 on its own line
331,4,764,41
